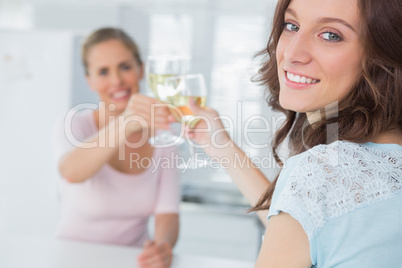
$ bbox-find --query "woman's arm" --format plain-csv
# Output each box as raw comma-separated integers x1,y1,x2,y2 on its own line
154,213,179,247
58,115,139,183
255,212,312,268
137,213,179,268
187,103,271,226
58,94,171,183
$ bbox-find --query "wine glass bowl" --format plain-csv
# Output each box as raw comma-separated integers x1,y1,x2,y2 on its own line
146,55,189,146
146,55,208,169
146,55,190,101
163,74,208,169
164,74,207,127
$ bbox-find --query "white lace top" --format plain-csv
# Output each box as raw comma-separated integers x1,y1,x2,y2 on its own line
267,141,402,268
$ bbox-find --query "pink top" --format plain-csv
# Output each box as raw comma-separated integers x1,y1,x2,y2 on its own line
52,109,180,247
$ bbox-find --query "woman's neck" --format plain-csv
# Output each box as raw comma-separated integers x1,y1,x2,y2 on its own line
306,102,339,124
306,110,324,124
371,129,402,145
306,106,401,146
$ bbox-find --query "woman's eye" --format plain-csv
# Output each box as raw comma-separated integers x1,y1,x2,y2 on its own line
99,69,108,76
121,65,132,71
284,23,299,32
321,32,342,42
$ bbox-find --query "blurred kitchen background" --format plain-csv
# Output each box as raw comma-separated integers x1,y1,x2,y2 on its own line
0,0,285,262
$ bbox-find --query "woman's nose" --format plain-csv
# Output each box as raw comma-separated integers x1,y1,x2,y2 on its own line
110,70,123,86
283,31,312,65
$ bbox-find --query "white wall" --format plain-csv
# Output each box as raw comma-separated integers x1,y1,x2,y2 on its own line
0,30,73,236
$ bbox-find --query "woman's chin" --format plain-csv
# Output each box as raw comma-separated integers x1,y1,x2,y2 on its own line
279,100,309,113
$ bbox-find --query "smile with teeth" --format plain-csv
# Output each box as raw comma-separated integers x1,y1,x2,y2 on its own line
286,71,320,84
111,90,130,99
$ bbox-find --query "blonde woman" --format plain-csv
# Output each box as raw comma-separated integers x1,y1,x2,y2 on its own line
52,28,179,268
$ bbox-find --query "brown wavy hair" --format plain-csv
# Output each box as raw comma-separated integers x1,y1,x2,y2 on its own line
251,0,402,211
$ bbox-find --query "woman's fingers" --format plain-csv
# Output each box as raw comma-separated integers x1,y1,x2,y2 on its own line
124,94,172,131
137,241,172,268
124,94,230,148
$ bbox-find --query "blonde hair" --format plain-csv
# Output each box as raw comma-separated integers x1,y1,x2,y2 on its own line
82,27,143,75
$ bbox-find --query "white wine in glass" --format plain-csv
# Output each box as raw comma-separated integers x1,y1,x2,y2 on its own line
167,95,207,127
145,56,189,145
147,73,178,100
164,74,208,169
164,74,207,127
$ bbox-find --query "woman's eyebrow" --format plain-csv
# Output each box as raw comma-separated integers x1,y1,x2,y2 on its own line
119,60,133,66
285,8,356,33
285,8,297,18
317,17,356,32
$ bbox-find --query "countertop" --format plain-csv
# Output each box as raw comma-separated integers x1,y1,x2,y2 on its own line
0,234,254,268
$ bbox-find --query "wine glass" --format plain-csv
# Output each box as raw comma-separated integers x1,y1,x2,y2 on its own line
146,55,189,146
164,74,208,169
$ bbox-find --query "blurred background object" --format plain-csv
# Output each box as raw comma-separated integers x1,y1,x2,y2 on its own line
0,0,284,262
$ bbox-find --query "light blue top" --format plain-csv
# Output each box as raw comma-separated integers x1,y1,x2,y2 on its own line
267,141,402,268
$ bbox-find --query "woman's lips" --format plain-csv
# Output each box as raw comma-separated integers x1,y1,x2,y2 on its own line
283,71,320,90
110,89,131,100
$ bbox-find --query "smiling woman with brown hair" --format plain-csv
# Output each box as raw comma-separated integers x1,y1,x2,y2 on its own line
187,0,401,266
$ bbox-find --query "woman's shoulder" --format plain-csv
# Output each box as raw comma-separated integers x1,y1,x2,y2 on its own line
283,140,401,178
54,108,95,128
273,140,402,237
53,108,97,143
67,108,95,125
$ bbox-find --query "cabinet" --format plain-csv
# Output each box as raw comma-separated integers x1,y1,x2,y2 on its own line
150,202,264,262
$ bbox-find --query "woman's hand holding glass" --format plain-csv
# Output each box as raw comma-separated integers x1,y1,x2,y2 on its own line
122,93,174,136
184,99,232,157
